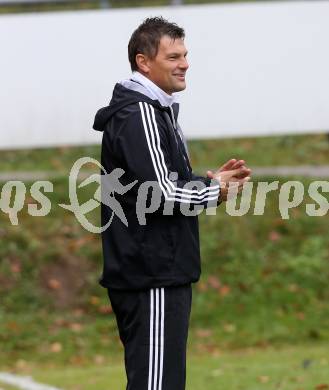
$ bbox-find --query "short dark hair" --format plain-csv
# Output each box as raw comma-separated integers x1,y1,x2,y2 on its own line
128,16,185,72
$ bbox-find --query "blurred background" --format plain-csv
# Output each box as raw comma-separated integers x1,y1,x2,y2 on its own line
0,0,329,389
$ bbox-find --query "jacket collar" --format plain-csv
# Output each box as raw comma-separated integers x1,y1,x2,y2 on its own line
120,71,178,108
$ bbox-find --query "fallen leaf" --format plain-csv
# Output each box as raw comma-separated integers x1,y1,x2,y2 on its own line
94,355,105,365
269,231,281,241
98,305,113,314
69,323,83,332
50,342,62,353
90,296,100,306
48,278,61,290
10,263,21,273
6,321,19,331
73,308,85,317
223,323,236,333
258,375,269,383
238,282,249,292
219,285,231,297
15,359,28,369
69,355,85,366
196,281,208,292
54,317,67,327
25,196,35,204
196,328,212,338
208,276,221,289
296,312,305,320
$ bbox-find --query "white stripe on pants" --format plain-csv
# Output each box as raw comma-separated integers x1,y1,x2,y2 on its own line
148,288,165,390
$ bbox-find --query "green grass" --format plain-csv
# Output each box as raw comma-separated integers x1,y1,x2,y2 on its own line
1,174,328,367
0,134,328,373
0,133,328,173
1,344,328,389
189,133,329,171
0,385,22,390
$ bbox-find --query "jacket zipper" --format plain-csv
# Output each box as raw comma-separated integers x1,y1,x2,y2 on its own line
168,106,191,175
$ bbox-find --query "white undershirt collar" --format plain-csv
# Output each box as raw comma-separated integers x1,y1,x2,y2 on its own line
130,71,178,108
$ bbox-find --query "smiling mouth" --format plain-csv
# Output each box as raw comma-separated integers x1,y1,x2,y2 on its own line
174,74,185,80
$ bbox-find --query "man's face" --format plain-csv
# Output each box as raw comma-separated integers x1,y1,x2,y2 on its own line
143,35,189,95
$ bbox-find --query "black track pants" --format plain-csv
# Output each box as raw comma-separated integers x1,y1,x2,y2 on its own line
107,284,192,390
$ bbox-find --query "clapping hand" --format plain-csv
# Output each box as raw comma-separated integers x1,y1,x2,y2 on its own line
206,159,252,202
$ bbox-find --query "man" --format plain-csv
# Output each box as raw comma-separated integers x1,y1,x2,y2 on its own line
93,16,251,390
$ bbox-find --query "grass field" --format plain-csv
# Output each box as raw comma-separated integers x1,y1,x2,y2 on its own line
1,133,328,172
0,344,328,389
0,134,328,388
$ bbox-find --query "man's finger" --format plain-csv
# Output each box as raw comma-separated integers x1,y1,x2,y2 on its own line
220,159,247,172
206,170,214,178
229,167,250,178
219,159,237,172
231,160,245,170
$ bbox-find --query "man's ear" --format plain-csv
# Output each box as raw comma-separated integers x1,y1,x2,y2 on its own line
136,54,150,74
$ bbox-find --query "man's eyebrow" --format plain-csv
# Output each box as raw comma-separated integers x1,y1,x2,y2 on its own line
166,51,188,57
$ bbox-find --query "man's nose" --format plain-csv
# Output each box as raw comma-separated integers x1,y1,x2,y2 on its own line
179,57,189,70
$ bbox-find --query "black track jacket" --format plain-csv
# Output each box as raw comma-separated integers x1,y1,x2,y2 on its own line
93,82,220,290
